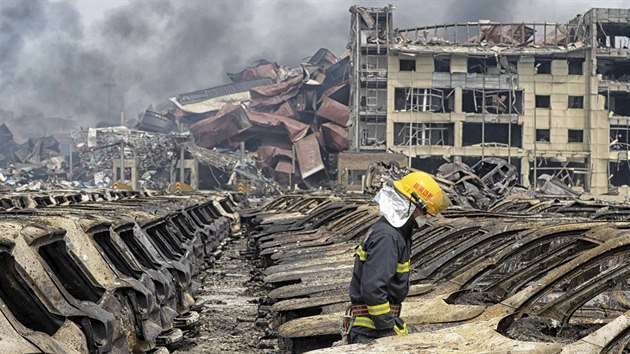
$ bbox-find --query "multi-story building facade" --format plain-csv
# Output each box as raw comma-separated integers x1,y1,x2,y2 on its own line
347,6,630,196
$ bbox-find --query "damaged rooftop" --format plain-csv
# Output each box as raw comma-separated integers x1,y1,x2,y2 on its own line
0,1,630,353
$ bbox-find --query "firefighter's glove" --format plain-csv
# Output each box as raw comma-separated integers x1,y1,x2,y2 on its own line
393,317,409,336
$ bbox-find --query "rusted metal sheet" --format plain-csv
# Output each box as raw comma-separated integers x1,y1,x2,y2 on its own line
228,62,279,83
308,48,338,68
250,74,304,108
257,145,292,167
316,96,349,126
190,104,252,148
294,134,325,179
320,122,349,151
274,100,298,119
274,158,294,175
244,110,309,142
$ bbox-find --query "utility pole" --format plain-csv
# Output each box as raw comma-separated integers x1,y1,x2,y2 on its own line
103,82,116,122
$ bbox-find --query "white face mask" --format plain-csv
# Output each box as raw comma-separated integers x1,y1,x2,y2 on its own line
373,186,415,228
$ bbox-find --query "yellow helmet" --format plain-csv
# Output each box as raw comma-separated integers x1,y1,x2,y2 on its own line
393,171,450,216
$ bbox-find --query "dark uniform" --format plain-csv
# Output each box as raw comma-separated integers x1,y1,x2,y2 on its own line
348,216,413,343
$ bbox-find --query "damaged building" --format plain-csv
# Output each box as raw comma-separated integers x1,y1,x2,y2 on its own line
347,6,630,196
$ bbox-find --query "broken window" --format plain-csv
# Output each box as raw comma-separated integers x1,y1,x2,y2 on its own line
534,57,552,74
38,240,105,302
0,251,65,336
530,159,588,190
536,95,551,108
610,162,630,187
363,89,387,112
596,59,630,82
359,117,386,148
604,92,630,117
399,59,416,71
394,88,454,113
462,89,523,114
409,156,451,175
596,24,630,49
568,58,584,75
568,129,584,143
348,170,365,186
364,55,387,72
568,96,584,109
467,56,498,74
434,55,450,73
536,129,550,142
462,123,523,147
610,125,630,151
393,123,454,146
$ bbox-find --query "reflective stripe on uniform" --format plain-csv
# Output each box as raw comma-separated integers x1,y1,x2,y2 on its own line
396,260,410,273
355,245,367,261
352,316,376,329
367,302,391,316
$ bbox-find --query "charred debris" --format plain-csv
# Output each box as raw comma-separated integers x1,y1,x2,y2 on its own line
1,49,351,194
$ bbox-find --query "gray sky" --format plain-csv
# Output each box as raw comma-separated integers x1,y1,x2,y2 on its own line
2,0,628,126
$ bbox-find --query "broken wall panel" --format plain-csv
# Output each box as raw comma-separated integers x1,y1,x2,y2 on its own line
294,134,325,179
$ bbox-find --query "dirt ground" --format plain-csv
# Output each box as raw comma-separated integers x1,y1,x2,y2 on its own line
173,234,278,354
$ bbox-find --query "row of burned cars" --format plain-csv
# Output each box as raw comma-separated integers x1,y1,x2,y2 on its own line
0,189,244,353
242,194,630,353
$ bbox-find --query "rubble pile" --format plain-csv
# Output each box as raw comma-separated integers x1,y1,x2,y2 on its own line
138,49,350,189
437,157,520,209
0,123,70,191
72,127,180,189
363,157,576,211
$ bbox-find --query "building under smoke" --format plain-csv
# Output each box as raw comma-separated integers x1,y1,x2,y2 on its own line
344,6,630,196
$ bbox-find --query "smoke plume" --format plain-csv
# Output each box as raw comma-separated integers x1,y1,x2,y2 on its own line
0,0,627,128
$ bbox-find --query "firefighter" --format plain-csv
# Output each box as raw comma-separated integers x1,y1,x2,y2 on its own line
346,171,450,344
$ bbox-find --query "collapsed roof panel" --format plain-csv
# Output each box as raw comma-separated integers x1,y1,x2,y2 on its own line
170,78,274,114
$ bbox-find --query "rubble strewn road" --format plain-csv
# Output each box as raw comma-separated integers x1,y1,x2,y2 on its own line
174,233,269,353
